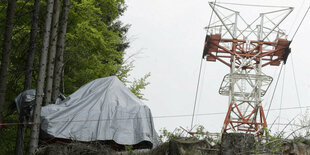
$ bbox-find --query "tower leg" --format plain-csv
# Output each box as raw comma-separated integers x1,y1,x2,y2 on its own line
222,104,267,137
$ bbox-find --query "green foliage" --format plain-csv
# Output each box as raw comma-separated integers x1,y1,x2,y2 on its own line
0,2,41,153
64,0,131,95
293,109,310,137
159,125,220,144
0,0,141,102
159,128,182,143
255,128,285,154
0,114,31,155
0,115,18,154
129,73,151,100
0,0,150,154
125,145,133,155
4,0,43,103
266,137,283,153
194,125,220,145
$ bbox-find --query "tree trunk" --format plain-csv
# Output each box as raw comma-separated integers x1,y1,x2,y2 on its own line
0,0,16,137
24,0,40,90
15,110,26,155
61,65,64,93
44,0,61,106
16,0,40,154
28,0,54,154
52,0,70,103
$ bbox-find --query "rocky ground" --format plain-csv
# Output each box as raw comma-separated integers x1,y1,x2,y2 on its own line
35,136,310,155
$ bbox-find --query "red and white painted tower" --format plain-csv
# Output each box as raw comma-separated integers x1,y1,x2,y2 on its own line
203,2,293,137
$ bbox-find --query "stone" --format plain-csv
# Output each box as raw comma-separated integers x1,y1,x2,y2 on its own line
221,133,255,155
168,137,211,155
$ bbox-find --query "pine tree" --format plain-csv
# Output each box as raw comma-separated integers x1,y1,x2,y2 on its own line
0,0,16,137
44,0,61,106
52,0,70,102
16,0,41,154
28,0,55,154
24,0,40,90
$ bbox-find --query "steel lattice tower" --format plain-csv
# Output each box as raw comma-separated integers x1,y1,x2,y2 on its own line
203,2,293,136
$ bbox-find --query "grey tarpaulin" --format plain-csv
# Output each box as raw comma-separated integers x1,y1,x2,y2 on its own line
15,89,36,114
40,76,159,147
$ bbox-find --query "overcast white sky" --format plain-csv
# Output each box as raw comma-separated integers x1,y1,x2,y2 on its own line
121,0,310,135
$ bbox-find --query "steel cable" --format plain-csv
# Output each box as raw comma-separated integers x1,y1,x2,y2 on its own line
266,63,284,119
190,0,218,129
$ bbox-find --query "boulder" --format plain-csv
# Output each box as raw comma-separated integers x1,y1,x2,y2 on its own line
282,141,310,155
169,137,211,155
221,133,255,155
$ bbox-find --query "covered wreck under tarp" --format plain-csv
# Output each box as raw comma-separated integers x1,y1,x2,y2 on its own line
40,76,158,149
